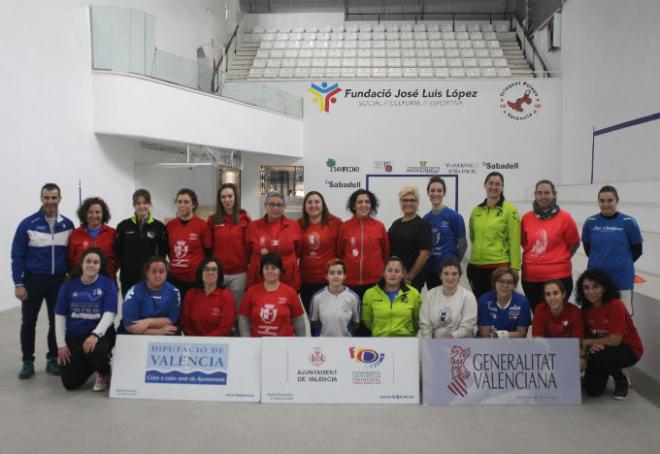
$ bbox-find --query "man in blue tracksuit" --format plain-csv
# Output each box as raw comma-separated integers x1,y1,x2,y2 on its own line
11,183,74,379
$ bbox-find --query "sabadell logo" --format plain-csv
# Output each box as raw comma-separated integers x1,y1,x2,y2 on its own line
308,82,342,113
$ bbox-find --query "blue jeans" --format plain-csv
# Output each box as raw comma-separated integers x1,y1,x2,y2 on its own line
20,273,65,362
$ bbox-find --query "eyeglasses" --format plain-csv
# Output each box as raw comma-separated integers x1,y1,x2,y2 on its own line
496,279,515,286
400,198,418,203
203,267,219,273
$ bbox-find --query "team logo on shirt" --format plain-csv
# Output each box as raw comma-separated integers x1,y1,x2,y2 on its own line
306,232,321,256
260,304,278,323
308,347,326,367
448,346,472,397
349,237,359,257
174,241,188,258
531,229,548,256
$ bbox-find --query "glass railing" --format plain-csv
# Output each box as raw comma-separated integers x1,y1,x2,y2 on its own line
221,82,303,118
89,5,303,117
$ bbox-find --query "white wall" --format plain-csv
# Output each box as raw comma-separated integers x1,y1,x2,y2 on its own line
265,79,562,228
92,72,303,156
560,0,660,185
0,0,242,311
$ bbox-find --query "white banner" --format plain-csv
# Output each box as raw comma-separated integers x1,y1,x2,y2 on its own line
421,338,581,405
110,335,261,402
261,337,419,404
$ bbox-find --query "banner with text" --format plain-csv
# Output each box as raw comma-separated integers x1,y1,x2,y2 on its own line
110,335,261,402
261,337,419,404
421,338,581,405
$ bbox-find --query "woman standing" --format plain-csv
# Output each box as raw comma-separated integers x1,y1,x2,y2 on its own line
577,269,643,399
418,258,477,339
245,192,302,290
337,189,390,300
521,180,580,311
68,197,118,278
388,187,432,291
361,257,421,337
477,267,531,338
238,253,306,337
208,183,251,308
310,259,360,337
299,191,342,314
532,280,583,339
55,248,117,391
114,189,168,297
167,188,212,299
120,257,180,335
423,176,467,291
582,185,643,315
468,172,521,299
181,258,235,337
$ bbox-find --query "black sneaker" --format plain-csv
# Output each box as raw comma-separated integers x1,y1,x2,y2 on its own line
613,381,628,400
623,369,633,388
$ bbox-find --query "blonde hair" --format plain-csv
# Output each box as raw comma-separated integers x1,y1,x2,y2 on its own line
398,186,419,201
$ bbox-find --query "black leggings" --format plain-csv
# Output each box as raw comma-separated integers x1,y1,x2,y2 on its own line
61,327,117,391
299,282,325,317
466,265,498,300
522,277,574,313
584,343,638,397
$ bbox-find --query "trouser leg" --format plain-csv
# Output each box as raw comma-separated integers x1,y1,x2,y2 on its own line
299,282,324,317
20,274,46,362
424,270,442,291
584,344,638,397
60,335,95,390
521,281,545,313
84,327,117,375
44,275,64,360
467,265,495,300
224,272,247,309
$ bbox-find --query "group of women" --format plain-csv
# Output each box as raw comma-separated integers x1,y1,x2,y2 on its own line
54,175,644,401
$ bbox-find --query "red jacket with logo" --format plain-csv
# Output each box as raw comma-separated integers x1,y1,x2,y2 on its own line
246,216,302,290
337,216,390,286
298,215,343,284
166,216,212,283
181,288,236,336
208,210,251,275
67,224,118,278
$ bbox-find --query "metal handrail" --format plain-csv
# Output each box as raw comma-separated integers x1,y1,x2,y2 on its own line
212,24,239,92
345,10,516,26
513,15,551,77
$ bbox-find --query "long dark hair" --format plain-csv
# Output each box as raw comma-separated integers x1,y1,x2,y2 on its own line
70,247,109,279
213,183,241,224
575,269,620,309
301,191,331,228
195,257,226,289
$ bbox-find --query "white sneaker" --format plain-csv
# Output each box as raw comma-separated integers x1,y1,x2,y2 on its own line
92,373,108,392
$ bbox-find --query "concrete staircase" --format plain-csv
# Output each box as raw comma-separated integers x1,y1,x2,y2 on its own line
226,41,259,81
497,31,534,77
